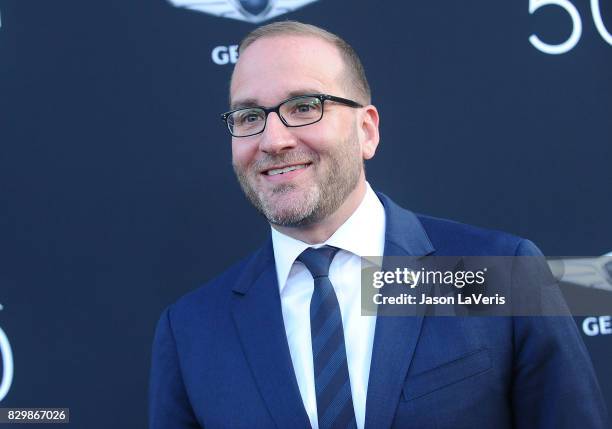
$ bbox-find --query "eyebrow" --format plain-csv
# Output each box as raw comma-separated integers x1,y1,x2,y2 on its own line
230,89,323,110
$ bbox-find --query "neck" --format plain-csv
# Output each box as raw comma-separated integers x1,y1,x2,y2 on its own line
272,179,367,245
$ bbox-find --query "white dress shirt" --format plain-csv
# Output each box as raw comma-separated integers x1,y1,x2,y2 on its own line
271,183,386,429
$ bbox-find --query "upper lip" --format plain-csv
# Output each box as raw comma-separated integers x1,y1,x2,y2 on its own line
260,162,311,174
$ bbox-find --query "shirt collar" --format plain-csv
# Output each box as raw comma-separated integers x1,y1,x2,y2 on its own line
271,182,386,295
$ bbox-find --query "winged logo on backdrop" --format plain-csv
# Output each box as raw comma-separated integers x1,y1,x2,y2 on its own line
167,0,320,24
549,252,612,292
547,253,612,337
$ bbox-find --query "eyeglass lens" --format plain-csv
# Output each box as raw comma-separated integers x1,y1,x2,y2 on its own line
228,96,323,136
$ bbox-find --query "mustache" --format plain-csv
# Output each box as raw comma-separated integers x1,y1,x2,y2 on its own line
251,151,317,172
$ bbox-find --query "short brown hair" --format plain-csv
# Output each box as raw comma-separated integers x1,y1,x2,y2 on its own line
237,21,371,105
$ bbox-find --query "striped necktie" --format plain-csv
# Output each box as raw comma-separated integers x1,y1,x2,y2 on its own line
298,246,357,429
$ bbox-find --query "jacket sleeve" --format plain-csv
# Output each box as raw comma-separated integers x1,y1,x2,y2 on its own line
149,306,202,429
511,239,609,428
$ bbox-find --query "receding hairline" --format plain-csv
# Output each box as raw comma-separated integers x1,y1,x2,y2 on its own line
239,21,341,53
230,21,371,105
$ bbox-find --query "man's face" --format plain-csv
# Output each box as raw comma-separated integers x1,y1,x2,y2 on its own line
230,35,366,227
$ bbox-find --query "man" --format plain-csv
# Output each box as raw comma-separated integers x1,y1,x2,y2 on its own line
149,21,608,428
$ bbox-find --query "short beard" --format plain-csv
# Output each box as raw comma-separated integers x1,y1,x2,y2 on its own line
233,129,362,228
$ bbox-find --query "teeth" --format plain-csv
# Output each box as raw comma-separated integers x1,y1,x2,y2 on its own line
266,164,308,176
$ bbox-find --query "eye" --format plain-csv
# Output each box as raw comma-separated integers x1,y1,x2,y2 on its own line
285,97,322,117
234,109,265,126
295,103,315,113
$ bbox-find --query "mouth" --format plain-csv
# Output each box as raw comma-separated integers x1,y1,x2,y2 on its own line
261,163,312,176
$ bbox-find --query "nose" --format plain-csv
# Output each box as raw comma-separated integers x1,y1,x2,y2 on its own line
258,112,297,154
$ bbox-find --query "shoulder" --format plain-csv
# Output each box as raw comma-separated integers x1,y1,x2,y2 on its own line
376,191,542,257
415,212,542,256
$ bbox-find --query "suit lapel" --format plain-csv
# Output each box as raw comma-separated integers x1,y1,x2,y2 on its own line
232,240,311,429
364,194,435,429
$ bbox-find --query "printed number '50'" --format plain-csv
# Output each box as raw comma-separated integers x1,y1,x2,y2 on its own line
530,0,612,54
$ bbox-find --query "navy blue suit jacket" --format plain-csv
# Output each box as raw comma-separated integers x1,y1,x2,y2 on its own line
149,193,608,428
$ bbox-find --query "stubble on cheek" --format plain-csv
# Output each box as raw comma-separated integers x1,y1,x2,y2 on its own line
233,160,321,226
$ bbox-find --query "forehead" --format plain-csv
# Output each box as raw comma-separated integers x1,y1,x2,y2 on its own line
230,35,345,107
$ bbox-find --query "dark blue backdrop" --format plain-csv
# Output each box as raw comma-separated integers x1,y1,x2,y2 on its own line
1,0,610,427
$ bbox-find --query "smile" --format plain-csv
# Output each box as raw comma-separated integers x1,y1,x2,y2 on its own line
264,163,310,176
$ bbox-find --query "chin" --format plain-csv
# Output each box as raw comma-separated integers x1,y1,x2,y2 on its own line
265,203,311,226
263,191,319,224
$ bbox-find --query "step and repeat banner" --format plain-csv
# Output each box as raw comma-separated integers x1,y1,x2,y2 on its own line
1,0,611,427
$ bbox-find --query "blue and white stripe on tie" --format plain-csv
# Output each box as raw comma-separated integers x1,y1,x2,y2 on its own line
298,246,357,429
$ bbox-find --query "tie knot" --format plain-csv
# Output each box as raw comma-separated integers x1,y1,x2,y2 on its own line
297,245,340,278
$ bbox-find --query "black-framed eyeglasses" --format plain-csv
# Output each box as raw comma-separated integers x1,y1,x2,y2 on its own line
221,94,363,138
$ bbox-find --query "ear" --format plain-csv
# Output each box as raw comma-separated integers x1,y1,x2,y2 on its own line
358,105,380,160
